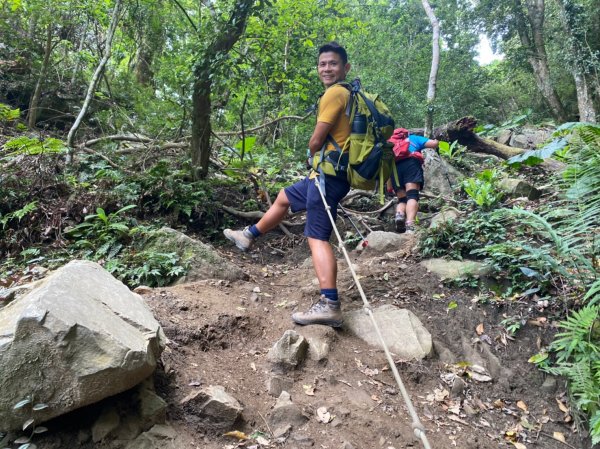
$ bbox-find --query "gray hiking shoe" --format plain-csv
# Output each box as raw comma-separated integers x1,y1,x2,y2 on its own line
292,296,343,328
405,222,416,234
395,214,406,233
223,226,254,252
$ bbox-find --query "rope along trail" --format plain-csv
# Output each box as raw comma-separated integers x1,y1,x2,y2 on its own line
314,178,432,449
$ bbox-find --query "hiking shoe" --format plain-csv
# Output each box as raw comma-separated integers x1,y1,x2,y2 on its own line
395,214,406,233
223,226,254,252
292,296,343,327
405,222,417,234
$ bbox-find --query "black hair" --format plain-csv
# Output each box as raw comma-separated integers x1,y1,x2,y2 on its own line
318,41,348,65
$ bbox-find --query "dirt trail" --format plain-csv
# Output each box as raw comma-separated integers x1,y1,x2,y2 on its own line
143,234,586,449
24,233,587,449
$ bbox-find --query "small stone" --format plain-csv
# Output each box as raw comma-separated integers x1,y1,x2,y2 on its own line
273,424,291,438
340,442,355,449
133,285,153,294
541,376,557,394
450,377,466,398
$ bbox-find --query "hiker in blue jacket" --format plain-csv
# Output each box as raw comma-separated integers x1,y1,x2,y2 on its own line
387,128,439,233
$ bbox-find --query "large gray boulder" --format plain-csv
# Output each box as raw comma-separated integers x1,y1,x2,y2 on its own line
344,305,432,360
357,231,411,256
0,260,165,431
509,127,553,150
423,149,462,198
145,227,246,283
498,178,541,200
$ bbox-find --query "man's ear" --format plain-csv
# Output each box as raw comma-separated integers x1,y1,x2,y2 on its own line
345,63,351,75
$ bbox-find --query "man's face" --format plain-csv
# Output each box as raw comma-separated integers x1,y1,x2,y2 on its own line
317,51,349,87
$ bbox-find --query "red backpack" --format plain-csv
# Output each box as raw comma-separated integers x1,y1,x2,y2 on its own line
388,128,424,163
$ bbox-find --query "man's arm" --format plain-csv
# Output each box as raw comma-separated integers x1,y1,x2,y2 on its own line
308,121,334,155
424,139,439,149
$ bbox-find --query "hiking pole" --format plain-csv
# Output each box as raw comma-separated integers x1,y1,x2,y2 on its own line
313,177,432,449
338,204,368,248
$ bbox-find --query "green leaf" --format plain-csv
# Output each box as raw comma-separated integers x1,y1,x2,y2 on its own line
13,398,32,409
22,418,34,431
447,300,458,310
528,352,548,364
32,403,48,411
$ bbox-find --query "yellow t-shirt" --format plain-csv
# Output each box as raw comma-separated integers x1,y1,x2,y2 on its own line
318,84,351,152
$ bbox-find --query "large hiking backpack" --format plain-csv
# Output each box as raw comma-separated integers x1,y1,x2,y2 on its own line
312,78,395,202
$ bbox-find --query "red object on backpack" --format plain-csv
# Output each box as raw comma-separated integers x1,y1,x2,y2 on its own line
389,128,410,161
388,128,424,163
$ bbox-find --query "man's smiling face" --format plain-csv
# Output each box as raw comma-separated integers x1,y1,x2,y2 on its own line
317,51,349,87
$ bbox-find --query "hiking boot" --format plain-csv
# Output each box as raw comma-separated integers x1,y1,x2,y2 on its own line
223,226,254,252
292,296,343,327
405,222,417,234
395,214,406,233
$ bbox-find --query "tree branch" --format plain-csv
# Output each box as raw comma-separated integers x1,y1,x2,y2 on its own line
170,0,198,33
214,111,313,137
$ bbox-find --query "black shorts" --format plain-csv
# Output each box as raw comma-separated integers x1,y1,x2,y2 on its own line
391,157,424,191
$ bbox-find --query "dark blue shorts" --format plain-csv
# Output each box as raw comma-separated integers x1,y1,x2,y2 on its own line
284,175,350,241
391,157,424,191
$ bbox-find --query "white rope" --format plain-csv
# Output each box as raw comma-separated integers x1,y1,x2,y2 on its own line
314,177,432,449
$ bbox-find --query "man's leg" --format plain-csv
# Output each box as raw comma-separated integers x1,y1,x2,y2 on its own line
291,175,348,327
395,189,407,232
307,237,336,289
405,182,420,233
223,189,290,251
255,189,290,234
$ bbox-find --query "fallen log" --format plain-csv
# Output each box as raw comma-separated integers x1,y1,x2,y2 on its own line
411,116,525,160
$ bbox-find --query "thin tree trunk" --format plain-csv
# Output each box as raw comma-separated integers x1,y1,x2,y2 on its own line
71,21,87,86
514,0,568,122
421,0,440,137
67,0,123,149
556,0,597,122
190,0,255,180
27,24,53,128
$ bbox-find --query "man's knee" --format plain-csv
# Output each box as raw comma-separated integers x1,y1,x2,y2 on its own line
397,196,408,204
406,189,419,202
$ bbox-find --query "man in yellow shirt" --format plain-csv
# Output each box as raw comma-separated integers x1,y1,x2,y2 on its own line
224,42,351,327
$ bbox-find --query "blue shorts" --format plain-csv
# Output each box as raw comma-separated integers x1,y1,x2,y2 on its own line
391,157,424,191
284,175,350,241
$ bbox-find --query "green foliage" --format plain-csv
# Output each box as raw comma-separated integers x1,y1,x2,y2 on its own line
461,169,504,209
108,250,188,288
1,137,67,159
0,202,37,230
542,304,600,445
65,205,136,260
501,315,524,335
419,210,506,260
474,110,531,137
438,141,466,162
0,103,20,122
5,395,49,449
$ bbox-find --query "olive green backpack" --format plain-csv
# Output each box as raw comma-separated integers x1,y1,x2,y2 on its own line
312,78,395,203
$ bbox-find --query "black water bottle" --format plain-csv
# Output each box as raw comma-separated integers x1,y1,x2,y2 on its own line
352,113,367,134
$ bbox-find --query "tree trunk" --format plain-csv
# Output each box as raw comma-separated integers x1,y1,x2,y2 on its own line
421,0,440,137
27,24,53,128
67,0,123,149
413,116,526,159
190,0,256,180
514,0,568,122
556,0,597,123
